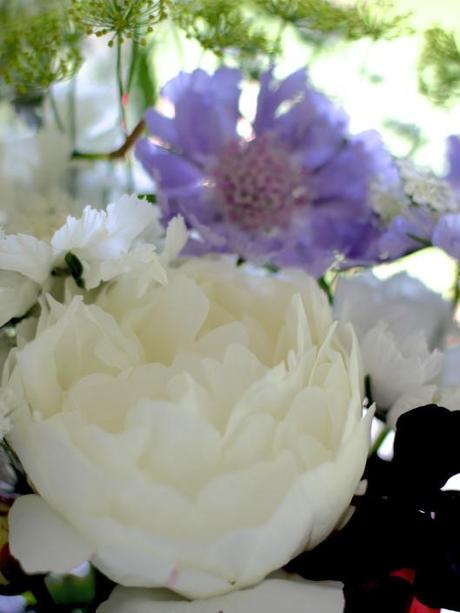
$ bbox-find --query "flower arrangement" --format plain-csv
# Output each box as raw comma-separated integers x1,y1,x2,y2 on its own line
2,2,460,613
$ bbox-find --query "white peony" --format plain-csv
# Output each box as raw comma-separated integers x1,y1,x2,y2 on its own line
334,272,450,424
97,577,344,612
6,259,370,599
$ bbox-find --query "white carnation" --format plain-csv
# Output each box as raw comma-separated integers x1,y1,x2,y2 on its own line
0,195,179,324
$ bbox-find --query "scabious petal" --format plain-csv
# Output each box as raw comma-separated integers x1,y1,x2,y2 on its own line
254,69,308,135
144,110,181,149
447,135,460,189
159,68,240,162
135,141,204,190
9,494,93,574
97,579,344,613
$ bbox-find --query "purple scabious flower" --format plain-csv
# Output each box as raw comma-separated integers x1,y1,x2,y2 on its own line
136,67,393,276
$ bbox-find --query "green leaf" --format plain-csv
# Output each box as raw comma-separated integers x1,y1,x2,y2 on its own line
45,563,96,605
137,193,157,205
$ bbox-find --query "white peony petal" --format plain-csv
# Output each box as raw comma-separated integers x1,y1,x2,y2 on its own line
0,271,39,327
97,579,344,613
9,495,93,574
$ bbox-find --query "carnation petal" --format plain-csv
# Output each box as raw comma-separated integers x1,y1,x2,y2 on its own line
9,494,92,574
0,234,53,283
0,271,39,327
97,579,344,613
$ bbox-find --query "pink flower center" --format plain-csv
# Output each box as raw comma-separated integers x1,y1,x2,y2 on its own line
211,135,309,230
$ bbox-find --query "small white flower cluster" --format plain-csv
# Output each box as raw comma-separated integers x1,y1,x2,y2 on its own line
370,180,408,222
371,159,460,225
398,159,459,213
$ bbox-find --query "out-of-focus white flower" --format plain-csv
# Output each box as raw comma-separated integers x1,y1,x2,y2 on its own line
7,260,370,599
398,160,459,213
334,272,450,424
334,272,450,350
361,322,442,426
97,578,344,613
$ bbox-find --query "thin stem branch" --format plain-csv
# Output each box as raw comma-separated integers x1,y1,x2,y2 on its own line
71,119,145,161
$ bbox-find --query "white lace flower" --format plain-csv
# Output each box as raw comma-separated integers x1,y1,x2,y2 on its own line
398,159,458,213
370,179,408,222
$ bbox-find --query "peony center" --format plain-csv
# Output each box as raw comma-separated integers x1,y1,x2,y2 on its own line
211,135,309,230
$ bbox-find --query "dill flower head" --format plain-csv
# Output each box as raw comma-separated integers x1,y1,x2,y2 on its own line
69,0,171,46
0,0,82,97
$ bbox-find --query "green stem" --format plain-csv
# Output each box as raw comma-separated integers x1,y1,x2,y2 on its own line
68,76,77,149
48,88,65,133
371,426,391,455
68,76,78,198
452,262,460,311
115,35,135,192
116,35,127,137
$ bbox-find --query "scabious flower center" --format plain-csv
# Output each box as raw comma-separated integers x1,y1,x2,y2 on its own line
211,134,309,230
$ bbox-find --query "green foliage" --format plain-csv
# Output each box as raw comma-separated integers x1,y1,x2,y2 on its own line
0,0,82,97
172,0,274,59
256,0,412,42
418,27,460,106
69,0,171,46
127,40,157,118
